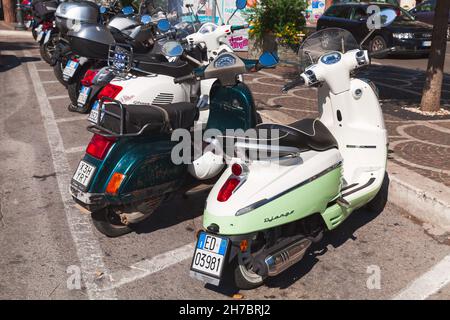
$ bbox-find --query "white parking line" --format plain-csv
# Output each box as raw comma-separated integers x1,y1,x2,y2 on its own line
102,243,195,291
48,95,69,100
36,69,53,72
41,80,60,84
65,146,86,154
393,254,450,300
24,50,117,300
56,115,89,123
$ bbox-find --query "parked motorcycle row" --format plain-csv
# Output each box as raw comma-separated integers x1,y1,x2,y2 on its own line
27,0,397,290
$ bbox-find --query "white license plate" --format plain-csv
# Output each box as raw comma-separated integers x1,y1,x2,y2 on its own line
422,41,431,47
72,160,96,188
25,20,32,28
63,60,79,78
36,31,44,42
77,86,91,107
43,31,51,44
190,232,228,279
88,100,100,123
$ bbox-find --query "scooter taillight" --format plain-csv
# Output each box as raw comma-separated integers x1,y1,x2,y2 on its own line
97,84,123,100
217,178,240,202
86,134,116,160
81,69,98,86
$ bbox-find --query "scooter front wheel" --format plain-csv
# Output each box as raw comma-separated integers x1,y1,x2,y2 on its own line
233,261,265,290
91,208,133,237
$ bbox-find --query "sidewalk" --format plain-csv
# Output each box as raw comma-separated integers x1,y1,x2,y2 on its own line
242,63,450,231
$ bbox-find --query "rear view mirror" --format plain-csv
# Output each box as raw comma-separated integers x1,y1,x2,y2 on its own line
141,15,151,24
161,41,184,57
259,52,279,68
122,6,134,15
236,0,247,10
157,19,171,33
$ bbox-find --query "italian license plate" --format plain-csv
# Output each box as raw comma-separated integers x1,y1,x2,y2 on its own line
25,20,32,28
36,31,44,42
190,232,228,283
77,86,91,107
422,41,431,47
63,60,79,78
88,100,99,123
72,160,96,188
43,31,51,44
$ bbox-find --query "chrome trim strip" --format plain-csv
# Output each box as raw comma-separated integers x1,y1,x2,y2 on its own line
235,161,342,216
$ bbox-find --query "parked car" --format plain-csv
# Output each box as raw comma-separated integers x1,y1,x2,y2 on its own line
409,0,450,40
317,2,433,57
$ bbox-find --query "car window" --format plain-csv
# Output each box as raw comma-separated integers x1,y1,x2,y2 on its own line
351,7,368,20
416,0,435,12
324,5,351,19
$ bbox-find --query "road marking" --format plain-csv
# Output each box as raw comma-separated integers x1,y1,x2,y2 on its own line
101,243,195,291
56,115,88,123
41,80,60,84
65,146,86,154
24,50,117,300
48,95,69,100
393,254,450,300
374,81,422,96
36,69,53,72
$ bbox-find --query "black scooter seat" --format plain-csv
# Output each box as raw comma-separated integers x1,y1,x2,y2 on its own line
133,59,194,78
255,118,338,151
101,102,198,135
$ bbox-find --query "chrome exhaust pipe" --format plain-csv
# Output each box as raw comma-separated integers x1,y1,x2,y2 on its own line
264,238,312,277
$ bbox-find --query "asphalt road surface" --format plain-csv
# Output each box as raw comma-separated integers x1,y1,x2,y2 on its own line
1,36,449,300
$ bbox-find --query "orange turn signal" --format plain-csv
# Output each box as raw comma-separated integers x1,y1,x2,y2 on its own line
105,173,125,195
240,240,248,252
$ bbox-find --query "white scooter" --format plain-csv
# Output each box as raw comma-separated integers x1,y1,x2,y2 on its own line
86,0,249,126
190,9,398,289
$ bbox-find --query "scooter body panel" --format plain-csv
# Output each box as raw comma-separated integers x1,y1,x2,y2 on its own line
78,136,186,207
206,81,258,132
203,149,343,235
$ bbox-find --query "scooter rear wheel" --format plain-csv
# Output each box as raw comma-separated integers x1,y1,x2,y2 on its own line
232,261,265,290
91,208,133,237
53,61,68,88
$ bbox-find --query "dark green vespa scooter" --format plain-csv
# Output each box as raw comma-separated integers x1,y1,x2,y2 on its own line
70,43,279,237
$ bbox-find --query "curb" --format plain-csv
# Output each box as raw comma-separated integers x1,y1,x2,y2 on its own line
387,162,450,231
259,112,450,232
0,30,33,38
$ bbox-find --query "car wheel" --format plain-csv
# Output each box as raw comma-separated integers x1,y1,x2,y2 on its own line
370,35,388,58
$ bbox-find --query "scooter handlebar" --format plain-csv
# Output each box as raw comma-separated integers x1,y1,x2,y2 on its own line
282,76,305,92
230,24,248,32
174,73,197,84
369,46,396,58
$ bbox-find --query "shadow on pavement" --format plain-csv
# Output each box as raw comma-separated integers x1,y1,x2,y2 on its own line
0,54,40,72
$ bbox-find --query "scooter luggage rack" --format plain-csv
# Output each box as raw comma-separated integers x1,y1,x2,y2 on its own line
87,97,156,138
107,43,133,77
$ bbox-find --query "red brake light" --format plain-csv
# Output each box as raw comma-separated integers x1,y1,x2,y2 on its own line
231,163,242,176
217,178,240,202
86,134,116,160
81,69,98,86
97,84,123,100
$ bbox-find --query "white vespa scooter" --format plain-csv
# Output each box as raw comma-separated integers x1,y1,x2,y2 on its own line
86,0,249,126
190,10,397,289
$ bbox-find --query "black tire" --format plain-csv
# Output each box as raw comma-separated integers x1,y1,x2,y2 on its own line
232,260,265,290
369,35,388,58
366,173,389,213
91,208,133,237
53,60,68,88
67,64,91,108
39,35,58,64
